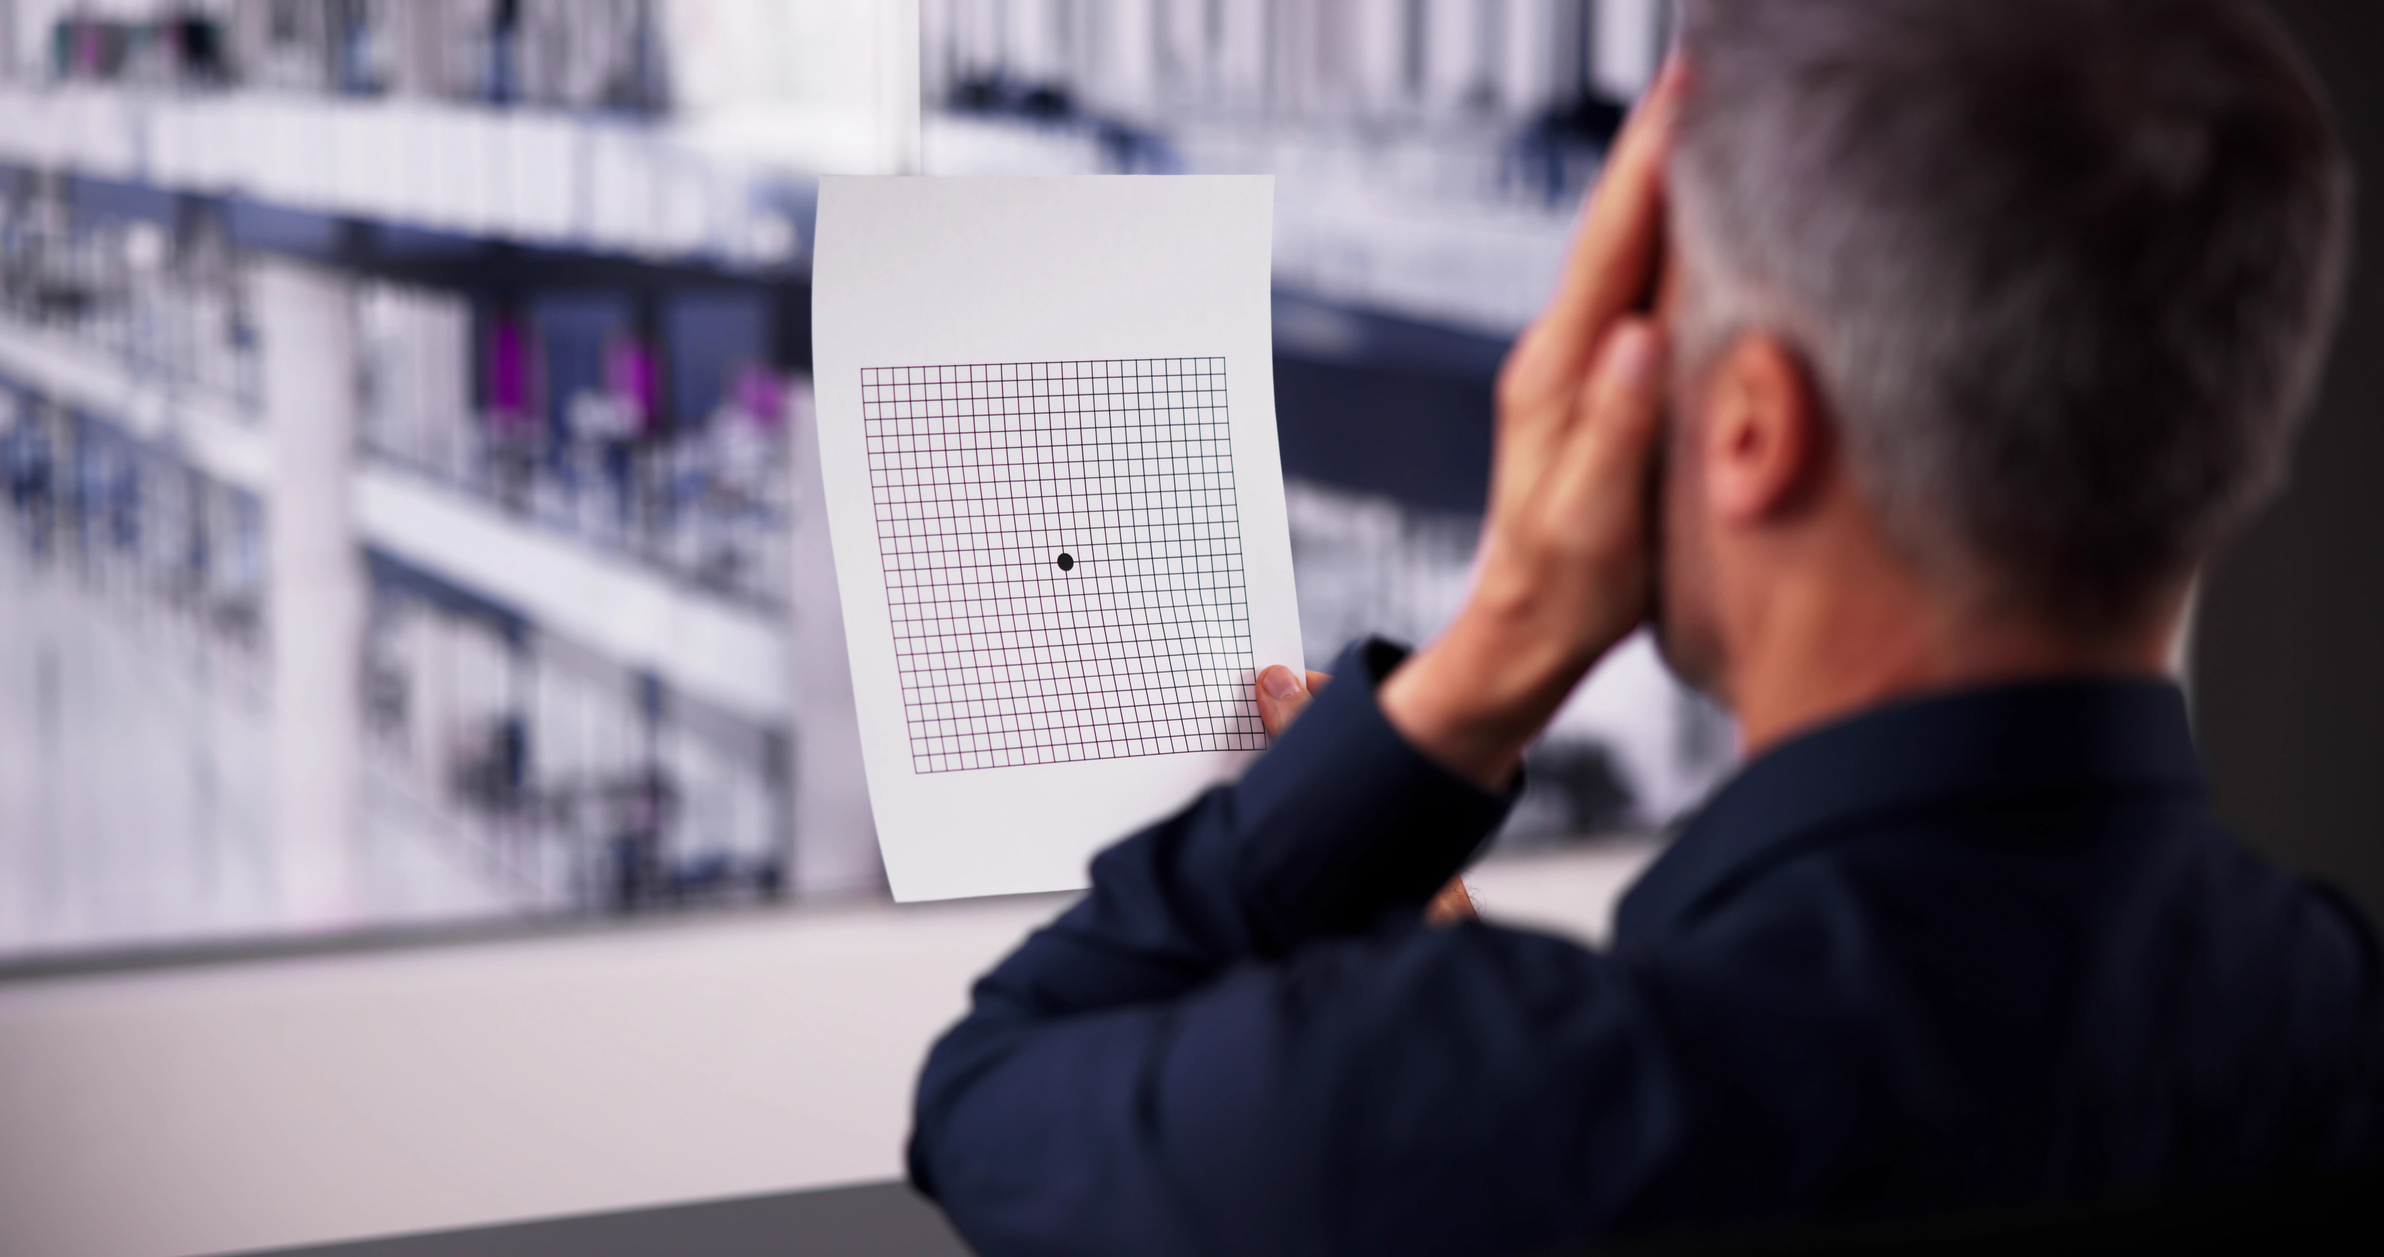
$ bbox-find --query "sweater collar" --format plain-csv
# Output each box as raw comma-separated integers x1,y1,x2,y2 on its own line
1614,678,2204,943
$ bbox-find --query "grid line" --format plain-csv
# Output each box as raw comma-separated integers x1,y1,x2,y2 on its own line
863,357,1265,774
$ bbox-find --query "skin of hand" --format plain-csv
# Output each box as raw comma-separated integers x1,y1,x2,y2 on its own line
1373,58,1682,792
1242,60,1680,920
1256,665,1478,924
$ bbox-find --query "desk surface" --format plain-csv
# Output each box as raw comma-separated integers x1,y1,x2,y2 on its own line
234,1169,2384,1257
240,1181,970,1257
0,845,1653,1257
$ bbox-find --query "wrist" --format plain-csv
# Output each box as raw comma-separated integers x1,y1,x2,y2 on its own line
1380,604,1603,789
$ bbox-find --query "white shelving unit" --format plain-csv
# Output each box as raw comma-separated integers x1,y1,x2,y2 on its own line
0,315,269,490
0,87,823,265
355,465,786,726
0,310,783,725
0,0,941,952
0,0,1710,960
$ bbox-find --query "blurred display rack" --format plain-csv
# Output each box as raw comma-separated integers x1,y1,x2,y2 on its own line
0,248,787,731
0,5,1696,963
0,71,1529,727
0,293,268,488
1269,290,1509,514
9,169,1516,528
356,463,784,728
0,87,815,270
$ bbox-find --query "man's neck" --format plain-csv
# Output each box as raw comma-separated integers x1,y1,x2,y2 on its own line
1725,574,2185,757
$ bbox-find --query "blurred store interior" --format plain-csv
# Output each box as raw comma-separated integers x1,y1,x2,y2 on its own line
0,2,2377,1255
0,0,1719,966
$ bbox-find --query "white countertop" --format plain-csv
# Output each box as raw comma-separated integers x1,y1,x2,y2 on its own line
0,840,1655,1257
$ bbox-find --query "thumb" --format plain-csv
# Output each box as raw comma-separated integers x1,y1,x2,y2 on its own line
1256,665,1313,738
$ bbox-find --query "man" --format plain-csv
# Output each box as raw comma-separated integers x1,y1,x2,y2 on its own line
907,1,2378,1252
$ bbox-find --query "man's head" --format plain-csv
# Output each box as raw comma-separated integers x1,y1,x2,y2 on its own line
1652,0,2350,706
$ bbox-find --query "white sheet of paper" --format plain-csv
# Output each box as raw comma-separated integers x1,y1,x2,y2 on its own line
812,176,1304,902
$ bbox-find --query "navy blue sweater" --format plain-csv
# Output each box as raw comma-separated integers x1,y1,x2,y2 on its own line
909,639,2384,1255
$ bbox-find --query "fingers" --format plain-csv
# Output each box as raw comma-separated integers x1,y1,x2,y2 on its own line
1257,665,1313,738
1425,876,1478,926
1521,320,1664,662
1255,669,1333,738
1500,57,1684,410
1488,59,1682,523
1548,320,1668,543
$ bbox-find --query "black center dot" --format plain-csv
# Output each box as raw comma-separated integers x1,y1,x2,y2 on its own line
1055,553,1076,572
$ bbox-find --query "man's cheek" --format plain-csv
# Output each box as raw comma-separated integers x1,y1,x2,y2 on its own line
1651,450,1723,695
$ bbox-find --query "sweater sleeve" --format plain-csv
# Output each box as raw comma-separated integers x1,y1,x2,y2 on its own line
907,640,1694,1256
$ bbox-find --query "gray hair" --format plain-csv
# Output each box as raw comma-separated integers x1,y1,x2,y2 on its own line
1670,0,2351,632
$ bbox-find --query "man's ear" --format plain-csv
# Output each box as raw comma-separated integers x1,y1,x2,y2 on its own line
1701,333,1828,526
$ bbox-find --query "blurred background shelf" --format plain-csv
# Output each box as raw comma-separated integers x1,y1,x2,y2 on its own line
0,0,1729,972
355,463,785,726
0,87,815,267
0,302,268,487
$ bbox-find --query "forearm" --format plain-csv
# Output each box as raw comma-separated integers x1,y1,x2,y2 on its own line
1379,593,1611,792
961,639,1517,1026
912,922,1686,1257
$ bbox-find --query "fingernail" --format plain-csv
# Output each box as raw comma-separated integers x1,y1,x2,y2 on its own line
1260,666,1306,700
1606,324,1660,385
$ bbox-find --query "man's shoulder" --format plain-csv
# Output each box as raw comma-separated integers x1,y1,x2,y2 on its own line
1651,797,2381,1015
1610,801,2384,1194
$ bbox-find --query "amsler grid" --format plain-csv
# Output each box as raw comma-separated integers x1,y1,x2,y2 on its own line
862,358,1267,774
